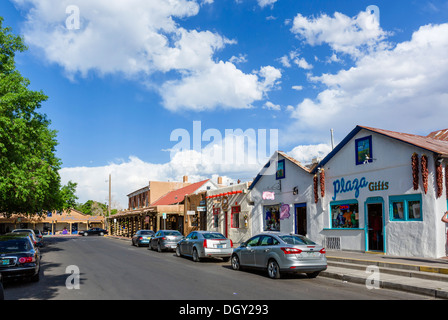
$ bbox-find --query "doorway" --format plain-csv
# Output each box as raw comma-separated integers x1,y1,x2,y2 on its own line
295,203,307,236
367,203,384,252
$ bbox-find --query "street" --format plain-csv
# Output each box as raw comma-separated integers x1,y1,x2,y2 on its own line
2,236,436,301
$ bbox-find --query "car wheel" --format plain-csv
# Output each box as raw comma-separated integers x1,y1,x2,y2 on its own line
231,254,241,271
267,259,281,279
31,270,40,282
176,245,182,257
306,271,320,279
192,248,201,262
99,232,104,236
83,233,88,236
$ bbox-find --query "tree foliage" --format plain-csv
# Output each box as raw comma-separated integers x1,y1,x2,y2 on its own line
0,18,74,216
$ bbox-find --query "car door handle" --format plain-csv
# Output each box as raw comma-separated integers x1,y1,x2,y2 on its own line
264,249,270,252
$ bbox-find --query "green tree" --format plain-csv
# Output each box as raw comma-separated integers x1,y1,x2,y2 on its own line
59,181,79,210
0,18,65,216
75,200,108,216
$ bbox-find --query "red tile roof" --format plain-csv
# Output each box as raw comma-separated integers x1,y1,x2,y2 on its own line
360,126,448,157
150,180,210,206
427,128,448,142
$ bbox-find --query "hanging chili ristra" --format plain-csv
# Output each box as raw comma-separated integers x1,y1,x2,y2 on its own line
320,168,325,198
446,164,448,199
411,152,419,190
314,174,318,203
436,160,443,198
421,154,428,194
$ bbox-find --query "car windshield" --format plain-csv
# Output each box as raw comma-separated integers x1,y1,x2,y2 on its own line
0,238,32,253
12,230,32,233
279,235,316,245
140,231,154,235
164,231,181,236
203,233,226,239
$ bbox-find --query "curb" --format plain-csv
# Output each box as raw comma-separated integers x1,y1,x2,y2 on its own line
320,269,448,299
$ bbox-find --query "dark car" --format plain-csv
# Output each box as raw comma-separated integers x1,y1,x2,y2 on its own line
150,230,184,252
78,228,108,236
132,230,155,247
0,234,41,282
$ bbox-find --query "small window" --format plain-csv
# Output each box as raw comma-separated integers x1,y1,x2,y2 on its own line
276,159,285,179
355,136,373,165
231,206,240,228
389,194,422,221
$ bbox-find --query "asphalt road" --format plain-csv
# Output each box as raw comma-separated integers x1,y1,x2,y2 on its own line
2,236,436,301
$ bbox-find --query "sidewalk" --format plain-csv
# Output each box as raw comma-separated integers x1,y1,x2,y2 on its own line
106,235,448,299
322,250,448,299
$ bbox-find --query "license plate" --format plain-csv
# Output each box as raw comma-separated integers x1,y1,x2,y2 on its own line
141,240,149,243
304,252,320,258
1,259,9,265
217,245,223,248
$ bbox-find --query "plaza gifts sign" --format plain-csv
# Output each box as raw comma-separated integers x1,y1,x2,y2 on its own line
332,177,389,201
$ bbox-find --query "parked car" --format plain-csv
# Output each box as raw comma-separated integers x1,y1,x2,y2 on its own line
0,273,4,300
33,230,44,246
11,229,40,247
0,233,41,282
176,231,233,262
132,230,155,247
11,230,39,247
78,228,108,236
150,230,183,252
231,232,327,279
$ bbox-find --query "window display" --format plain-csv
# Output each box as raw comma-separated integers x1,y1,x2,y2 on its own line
264,205,280,231
331,202,359,228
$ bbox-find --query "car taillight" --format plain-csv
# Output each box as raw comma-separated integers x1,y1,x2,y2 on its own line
280,247,302,254
19,257,35,264
203,239,208,248
319,248,326,254
138,236,143,240
161,237,166,240
230,239,233,248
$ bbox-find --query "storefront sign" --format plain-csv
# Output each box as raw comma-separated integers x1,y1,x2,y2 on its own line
187,211,195,215
332,177,390,201
197,206,206,212
262,191,275,200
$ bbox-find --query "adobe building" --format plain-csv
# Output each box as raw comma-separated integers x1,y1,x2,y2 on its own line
0,209,104,235
311,125,448,258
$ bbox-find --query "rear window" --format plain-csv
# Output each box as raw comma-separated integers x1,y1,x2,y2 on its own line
164,231,182,236
203,233,226,239
0,238,32,253
279,235,316,245
140,231,154,235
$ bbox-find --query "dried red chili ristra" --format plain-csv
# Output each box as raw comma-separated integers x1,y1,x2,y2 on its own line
411,152,419,190
436,161,443,198
320,169,325,198
314,174,319,203
421,154,428,194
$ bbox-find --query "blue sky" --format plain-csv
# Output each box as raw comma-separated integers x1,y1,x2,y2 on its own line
1,0,447,208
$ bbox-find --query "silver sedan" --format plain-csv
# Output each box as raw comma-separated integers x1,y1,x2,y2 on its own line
176,231,233,262
150,230,184,252
231,232,327,279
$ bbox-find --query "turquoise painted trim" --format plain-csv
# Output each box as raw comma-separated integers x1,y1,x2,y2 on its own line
323,228,364,231
364,196,385,253
389,194,423,222
294,202,307,235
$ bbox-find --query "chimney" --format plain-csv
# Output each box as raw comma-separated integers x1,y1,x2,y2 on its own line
217,176,223,185
183,175,188,183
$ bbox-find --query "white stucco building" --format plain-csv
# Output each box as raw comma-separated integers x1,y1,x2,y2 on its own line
312,126,448,258
248,151,317,238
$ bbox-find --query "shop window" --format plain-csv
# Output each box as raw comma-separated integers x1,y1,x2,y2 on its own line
264,205,280,231
389,194,422,221
355,136,373,165
231,206,240,228
330,201,359,228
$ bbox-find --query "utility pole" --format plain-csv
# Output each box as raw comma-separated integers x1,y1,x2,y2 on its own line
108,174,111,229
